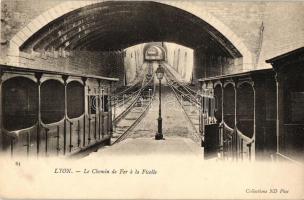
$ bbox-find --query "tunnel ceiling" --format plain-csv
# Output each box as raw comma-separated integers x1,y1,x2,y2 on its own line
20,1,242,58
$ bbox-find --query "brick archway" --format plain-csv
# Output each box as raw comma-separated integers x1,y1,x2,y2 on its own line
9,0,253,68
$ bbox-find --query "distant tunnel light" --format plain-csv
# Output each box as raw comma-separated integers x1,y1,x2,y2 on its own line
145,46,166,61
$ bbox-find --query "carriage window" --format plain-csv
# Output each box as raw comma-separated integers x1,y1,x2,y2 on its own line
41,80,64,124
67,81,84,118
285,76,304,123
223,84,235,128
289,92,304,123
3,77,38,131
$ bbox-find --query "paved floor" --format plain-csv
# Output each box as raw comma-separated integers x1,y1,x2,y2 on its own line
88,137,203,157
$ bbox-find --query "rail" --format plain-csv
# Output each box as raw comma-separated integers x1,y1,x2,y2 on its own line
165,74,201,143
111,63,149,99
166,77,200,106
111,81,141,100
112,84,143,107
163,65,201,106
111,77,156,145
111,74,152,107
113,77,153,124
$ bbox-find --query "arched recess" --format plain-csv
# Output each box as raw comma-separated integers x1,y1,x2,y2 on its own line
67,81,84,119
144,44,167,61
8,0,253,68
236,82,254,138
223,83,235,128
2,77,38,131
144,46,166,61
41,80,65,124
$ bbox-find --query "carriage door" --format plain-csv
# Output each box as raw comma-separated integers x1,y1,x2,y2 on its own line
202,88,219,159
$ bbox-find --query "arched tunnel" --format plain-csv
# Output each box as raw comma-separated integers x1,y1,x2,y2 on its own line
9,1,248,82
19,1,242,55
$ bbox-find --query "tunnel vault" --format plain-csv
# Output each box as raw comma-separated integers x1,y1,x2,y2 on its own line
9,1,253,66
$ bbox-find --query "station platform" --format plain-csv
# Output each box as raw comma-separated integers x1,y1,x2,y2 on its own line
88,137,202,157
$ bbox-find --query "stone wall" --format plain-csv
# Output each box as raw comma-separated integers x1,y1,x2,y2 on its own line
123,44,144,85
10,50,124,79
1,0,62,63
193,48,243,81
165,42,194,83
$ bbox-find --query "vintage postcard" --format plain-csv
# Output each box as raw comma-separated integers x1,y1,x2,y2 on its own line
0,0,303,199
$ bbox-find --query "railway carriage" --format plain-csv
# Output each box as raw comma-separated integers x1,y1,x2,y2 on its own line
199,47,304,162
0,65,117,157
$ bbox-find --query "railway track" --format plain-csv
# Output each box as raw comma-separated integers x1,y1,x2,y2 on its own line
111,64,153,119
164,66,202,143
163,64,200,104
111,77,155,145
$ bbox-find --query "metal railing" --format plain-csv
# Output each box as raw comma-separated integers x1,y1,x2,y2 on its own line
219,122,254,161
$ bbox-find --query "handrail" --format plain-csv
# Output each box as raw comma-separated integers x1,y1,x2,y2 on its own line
236,128,254,144
221,122,254,144
41,118,65,127
2,123,38,139
40,124,50,131
66,118,74,125
222,122,234,133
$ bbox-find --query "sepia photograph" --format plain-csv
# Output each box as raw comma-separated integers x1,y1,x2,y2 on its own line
0,0,303,199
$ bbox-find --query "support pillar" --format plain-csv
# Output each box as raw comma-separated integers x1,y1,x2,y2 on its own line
233,81,238,161
88,86,91,144
62,75,68,155
107,86,111,136
81,77,87,147
98,80,101,140
275,73,284,158
219,82,224,158
109,82,113,135
35,72,43,157
101,87,104,138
